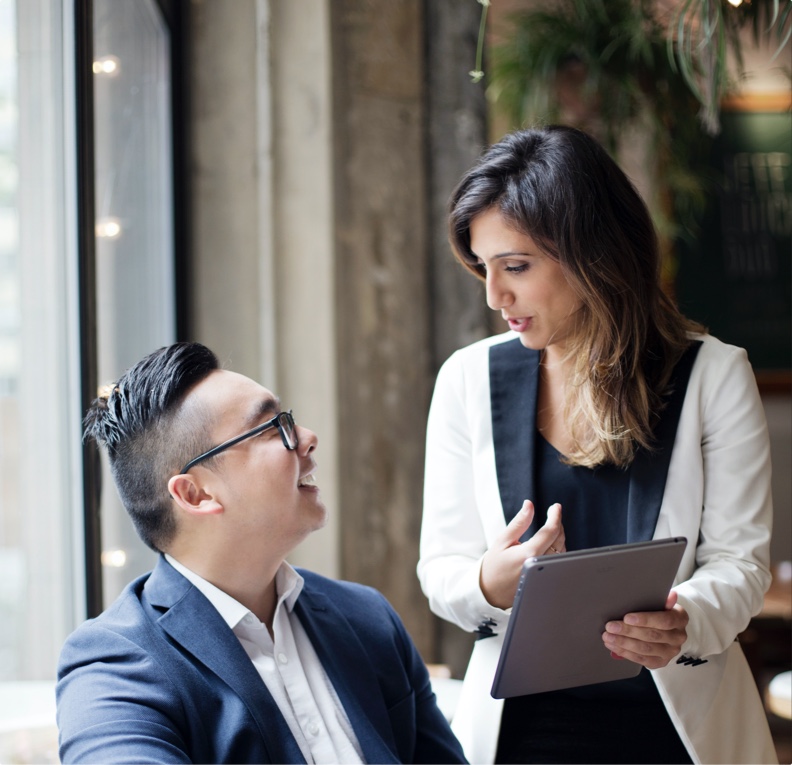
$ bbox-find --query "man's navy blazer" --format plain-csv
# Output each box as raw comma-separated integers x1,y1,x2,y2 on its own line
56,556,466,764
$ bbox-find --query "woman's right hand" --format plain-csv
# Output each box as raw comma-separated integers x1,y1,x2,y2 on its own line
480,500,565,609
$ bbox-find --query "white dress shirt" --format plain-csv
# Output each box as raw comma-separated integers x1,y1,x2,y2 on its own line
165,555,364,764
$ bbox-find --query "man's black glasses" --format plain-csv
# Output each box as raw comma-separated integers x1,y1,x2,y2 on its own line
181,410,298,474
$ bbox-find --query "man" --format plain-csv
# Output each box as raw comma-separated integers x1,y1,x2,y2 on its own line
56,342,466,764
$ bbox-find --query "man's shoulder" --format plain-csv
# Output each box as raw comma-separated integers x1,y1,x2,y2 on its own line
297,568,385,604
59,573,156,658
296,569,401,627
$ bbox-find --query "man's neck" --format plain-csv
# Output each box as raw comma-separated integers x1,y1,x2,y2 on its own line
166,548,282,630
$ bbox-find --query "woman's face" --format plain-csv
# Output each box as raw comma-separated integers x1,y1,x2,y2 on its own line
469,207,583,355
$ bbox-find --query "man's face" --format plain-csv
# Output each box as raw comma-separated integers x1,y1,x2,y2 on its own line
185,369,327,554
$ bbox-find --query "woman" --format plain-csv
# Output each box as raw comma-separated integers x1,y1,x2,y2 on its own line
418,125,776,764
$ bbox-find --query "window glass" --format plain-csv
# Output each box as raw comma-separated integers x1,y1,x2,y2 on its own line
92,0,175,604
0,0,81,758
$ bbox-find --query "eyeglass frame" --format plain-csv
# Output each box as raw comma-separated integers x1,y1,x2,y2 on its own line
180,410,298,474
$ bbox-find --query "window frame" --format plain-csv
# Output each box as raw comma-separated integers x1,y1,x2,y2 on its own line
74,0,191,617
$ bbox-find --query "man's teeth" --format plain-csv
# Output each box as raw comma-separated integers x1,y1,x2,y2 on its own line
298,474,316,488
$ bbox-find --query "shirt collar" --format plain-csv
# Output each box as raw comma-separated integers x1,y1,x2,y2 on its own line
164,554,304,629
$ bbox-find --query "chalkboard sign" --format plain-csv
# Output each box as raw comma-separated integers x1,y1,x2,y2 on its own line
677,101,791,386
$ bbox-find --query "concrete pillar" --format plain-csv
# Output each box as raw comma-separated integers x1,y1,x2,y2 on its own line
426,0,492,371
331,0,435,656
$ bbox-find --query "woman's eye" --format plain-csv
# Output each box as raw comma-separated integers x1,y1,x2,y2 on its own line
505,263,530,274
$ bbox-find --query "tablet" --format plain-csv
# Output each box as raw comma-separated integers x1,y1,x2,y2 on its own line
490,536,687,698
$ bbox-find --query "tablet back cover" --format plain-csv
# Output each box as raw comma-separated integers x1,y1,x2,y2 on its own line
491,537,686,698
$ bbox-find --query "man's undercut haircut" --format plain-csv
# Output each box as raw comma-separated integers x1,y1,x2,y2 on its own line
83,343,219,551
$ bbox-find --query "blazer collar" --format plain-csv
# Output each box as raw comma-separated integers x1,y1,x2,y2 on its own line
489,339,702,543
489,339,541,535
625,341,702,541
144,557,306,764
144,559,401,763
293,583,400,764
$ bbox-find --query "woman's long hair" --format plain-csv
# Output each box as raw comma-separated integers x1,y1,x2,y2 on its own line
449,125,704,467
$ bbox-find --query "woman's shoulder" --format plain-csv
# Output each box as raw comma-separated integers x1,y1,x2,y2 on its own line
689,332,750,365
687,332,758,392
432,331,518,398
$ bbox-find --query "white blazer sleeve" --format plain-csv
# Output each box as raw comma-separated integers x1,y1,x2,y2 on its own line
418,351,509,633
672,342,773,658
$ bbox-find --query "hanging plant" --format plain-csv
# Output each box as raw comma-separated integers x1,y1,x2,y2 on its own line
668,0,791,134
487,0,714,248
472,0,791,135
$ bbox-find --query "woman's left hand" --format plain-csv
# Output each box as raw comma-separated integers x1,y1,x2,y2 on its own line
602,590,688,669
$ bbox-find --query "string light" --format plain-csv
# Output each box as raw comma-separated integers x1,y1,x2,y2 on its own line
95,217,122,239
101,550,127,568
92,55,120,76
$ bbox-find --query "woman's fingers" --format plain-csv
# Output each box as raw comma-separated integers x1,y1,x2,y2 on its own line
520,503,563,554
494,500,535,549
481,501,564,609
602,595,689,669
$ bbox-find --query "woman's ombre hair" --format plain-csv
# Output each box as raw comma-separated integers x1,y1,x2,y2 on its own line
449,125,703,467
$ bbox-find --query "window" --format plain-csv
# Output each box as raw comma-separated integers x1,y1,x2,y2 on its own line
0,0,182,759
93,0,175,606
0,0,82,758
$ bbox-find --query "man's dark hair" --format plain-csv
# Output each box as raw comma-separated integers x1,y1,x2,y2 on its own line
83,342,219,551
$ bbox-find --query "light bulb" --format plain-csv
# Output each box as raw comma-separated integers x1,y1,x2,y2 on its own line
101,549,127,568
92,55,120,76
96,217,122,239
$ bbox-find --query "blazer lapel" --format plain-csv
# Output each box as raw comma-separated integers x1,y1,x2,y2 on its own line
626,342,703,542
145,559,306,765
489,338,702,544
489,339,541,532
293,587,399,764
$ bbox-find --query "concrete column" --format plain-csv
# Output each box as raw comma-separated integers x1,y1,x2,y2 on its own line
331,0,434,656
426,0,491,371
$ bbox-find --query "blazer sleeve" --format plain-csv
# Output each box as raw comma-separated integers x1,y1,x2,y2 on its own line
57,624,191,764
418,351,510,633
673,343,773,658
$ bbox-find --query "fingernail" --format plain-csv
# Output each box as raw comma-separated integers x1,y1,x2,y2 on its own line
610,652,624,660
624,615,639,625
605,622,621,634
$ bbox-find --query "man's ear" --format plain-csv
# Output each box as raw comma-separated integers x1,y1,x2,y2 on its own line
168,474,224,516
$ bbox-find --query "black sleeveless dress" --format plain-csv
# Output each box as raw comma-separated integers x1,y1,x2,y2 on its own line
494,434,693,764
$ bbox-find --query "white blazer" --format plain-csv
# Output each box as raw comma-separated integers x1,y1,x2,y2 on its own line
418,331,777,765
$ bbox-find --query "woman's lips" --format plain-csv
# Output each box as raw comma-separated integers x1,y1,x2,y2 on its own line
507,317,531,332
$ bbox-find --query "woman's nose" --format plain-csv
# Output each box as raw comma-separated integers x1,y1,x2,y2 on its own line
486,273,513,311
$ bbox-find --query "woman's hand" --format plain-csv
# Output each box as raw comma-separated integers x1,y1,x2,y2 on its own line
480,500,565,610
602,590,689,669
